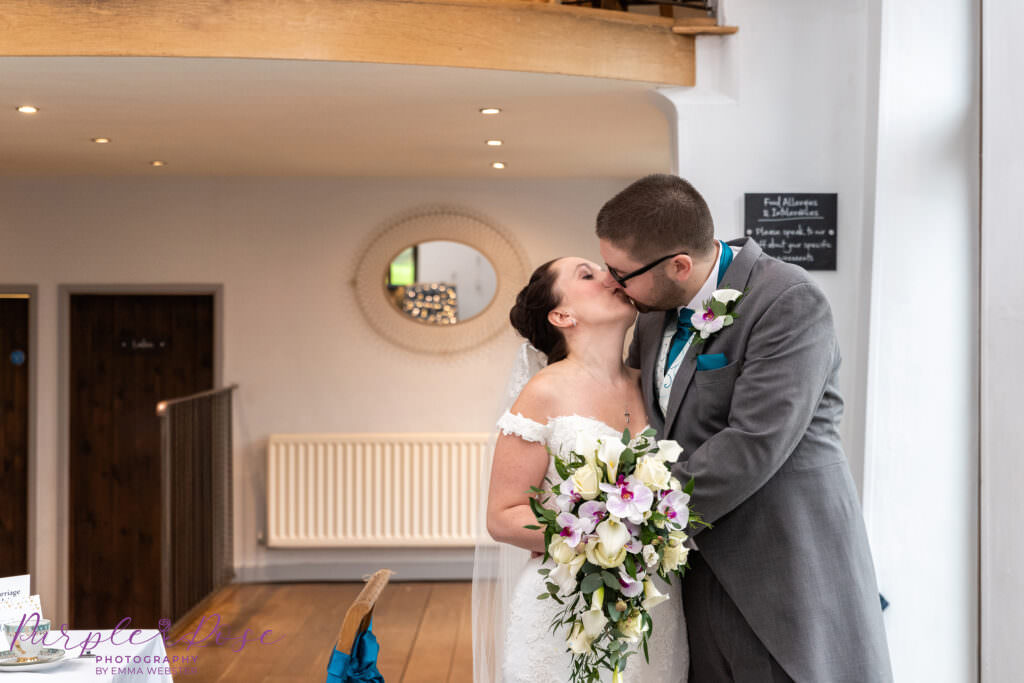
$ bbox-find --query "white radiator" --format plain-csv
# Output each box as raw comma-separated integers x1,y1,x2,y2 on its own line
266,433,491,548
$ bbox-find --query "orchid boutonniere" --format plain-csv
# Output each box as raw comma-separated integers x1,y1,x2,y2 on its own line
690,287,747,344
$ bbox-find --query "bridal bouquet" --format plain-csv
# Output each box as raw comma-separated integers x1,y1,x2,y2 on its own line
526,427,705,683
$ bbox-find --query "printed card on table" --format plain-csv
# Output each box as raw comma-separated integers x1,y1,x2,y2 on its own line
0,575,34,650
0,594,42,621
0,575,29,604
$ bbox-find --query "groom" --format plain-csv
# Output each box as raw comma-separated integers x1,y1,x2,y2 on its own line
596,175,892,682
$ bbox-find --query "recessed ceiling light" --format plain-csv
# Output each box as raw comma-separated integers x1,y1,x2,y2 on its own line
479,107,501,115
150,160,166,167
16,105,38,114
92,137,110,144
492,162,506,170
486,140,503,146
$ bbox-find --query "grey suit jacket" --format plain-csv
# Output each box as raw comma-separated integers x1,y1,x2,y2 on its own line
628,238,892,682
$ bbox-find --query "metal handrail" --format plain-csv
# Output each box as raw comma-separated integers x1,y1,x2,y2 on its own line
156,383,238,416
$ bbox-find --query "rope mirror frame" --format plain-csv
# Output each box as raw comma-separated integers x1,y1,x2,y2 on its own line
352,208,530,354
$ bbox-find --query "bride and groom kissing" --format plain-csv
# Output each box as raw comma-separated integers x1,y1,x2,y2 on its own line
479,174,893,682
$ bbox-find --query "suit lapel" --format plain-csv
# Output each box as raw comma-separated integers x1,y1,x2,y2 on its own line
663,238,762,436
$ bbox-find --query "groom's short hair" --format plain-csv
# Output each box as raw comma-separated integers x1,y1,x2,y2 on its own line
596,174,715,262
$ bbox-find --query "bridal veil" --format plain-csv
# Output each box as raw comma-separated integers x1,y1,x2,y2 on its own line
471,342,547,682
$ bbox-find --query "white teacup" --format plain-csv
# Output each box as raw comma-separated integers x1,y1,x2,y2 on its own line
2,618,51,661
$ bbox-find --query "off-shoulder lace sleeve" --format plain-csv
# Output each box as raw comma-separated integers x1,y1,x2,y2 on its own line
496,410,549,444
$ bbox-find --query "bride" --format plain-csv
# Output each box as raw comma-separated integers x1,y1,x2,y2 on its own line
474,257,688,683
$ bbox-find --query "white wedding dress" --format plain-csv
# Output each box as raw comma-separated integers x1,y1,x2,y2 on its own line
495,410,689,683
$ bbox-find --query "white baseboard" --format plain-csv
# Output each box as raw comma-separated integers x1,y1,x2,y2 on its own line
234,548,475,583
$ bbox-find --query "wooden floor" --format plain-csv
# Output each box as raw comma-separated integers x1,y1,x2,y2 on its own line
165,581,473,682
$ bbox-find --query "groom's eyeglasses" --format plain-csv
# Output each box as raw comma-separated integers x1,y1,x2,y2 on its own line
605,252,687,288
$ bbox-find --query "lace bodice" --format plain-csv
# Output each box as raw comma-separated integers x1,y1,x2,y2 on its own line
495,411,688,683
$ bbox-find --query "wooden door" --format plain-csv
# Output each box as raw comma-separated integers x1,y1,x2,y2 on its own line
69,294,213,628
0,296,30,577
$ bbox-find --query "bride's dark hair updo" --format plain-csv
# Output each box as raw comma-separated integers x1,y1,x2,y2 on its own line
509,258,569,363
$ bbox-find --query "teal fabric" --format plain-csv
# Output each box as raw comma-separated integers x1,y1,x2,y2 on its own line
666,307,696,368
326,620,385,683
717,241,734,284
696,353,728,371
665,242,736,368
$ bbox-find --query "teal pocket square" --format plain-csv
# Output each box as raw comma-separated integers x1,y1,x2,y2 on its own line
696,353,728,371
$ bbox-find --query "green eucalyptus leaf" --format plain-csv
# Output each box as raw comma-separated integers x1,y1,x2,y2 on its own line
581,572,604,594
554,458,571,480
619,452,636,472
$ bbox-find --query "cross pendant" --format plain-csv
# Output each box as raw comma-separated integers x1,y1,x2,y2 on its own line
624,408,631,425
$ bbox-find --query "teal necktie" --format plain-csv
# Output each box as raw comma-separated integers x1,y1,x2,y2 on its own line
666,308,695,369
665,242,734,370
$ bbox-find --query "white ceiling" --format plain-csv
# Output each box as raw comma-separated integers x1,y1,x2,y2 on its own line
0,57,673,177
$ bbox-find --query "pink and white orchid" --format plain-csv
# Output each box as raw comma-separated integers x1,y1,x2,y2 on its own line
578,500,607,527
690,288,744,340
657,489,692,531
555,479,583,513
617,569,645,598
600,475,655,524
555,510,596,548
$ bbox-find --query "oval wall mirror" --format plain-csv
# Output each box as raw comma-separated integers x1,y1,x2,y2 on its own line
353,210,529,353
386,241,498,326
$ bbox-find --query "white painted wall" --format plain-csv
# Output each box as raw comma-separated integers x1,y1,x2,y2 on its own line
0,177,628,621
661,0,980,675
980,2,1024,680
861,0,980,681
658,0,875,491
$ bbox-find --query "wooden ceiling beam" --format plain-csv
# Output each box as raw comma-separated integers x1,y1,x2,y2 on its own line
0,0,707,86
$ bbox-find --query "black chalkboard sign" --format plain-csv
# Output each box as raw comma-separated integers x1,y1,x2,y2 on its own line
744,193,837,271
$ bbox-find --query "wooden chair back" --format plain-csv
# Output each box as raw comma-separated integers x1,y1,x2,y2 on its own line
335,569,394,655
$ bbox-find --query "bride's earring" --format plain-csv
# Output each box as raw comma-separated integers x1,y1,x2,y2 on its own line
570,319,577,327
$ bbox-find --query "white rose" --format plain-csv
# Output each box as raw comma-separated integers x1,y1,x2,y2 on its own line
575,431,601,466
634,455,671,491
661,540,689,574
655,440,684,463
549,554,587,595
585,536,628,570
569,463,602,500
548,535,578,565
669,530,688,546
618,610,648,643
668,477,682,491
712,288,743,305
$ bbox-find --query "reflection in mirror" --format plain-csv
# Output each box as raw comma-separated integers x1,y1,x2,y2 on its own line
386,241,498,325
